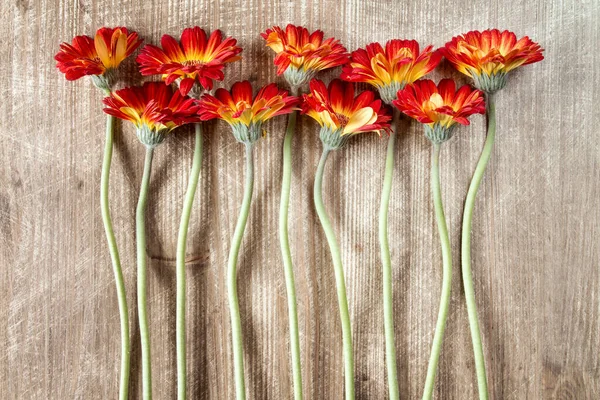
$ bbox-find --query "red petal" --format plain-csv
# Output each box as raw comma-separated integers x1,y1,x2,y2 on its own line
181,26,207,56
179,78,195,96
161,34,185,59
231,81,253,104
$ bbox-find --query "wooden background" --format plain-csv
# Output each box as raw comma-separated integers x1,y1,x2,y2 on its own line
1,0,599,398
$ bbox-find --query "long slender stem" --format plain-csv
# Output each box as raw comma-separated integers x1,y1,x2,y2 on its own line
175,123,203,400
379,110,400,400
137,147,154,400
313,148,355,400
227,143,255,400
422,143,452,400
461,94,495,400
278,87,304,400
100,114,130,400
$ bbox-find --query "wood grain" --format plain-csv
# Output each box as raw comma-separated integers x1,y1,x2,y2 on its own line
1,0,599,398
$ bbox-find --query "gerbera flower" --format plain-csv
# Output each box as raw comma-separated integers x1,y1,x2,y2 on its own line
302,79,391,149
103,82,201,147
261,25,349,88
305,80,388,400
136,27,242,96
106,85,199,400
341,39,440,399
393,79,485,143
201,81,297,399
442,30,543,400
55,27,142,90
442,29,544,93
197,80,297,144
342,40,441,104
56,25,142,400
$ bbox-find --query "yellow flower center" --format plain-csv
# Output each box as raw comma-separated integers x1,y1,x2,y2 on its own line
181,59,206,67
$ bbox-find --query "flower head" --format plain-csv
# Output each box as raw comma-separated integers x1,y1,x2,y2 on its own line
393,79,485,144
302,79,391,149
103,82,200,147
341,40,441,104
197,81,298,144
55,27,142,90
442,29,544,93
137,27,242,96
261,25,349,87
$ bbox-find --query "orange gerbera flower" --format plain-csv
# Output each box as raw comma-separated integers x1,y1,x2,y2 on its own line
198,81,298,144
136,27,242,97
261,25,349,87
442,29,544,93
302,79,391,149
103,82,200,147
55,27,142,90
393,79,485,143
341,40,441,104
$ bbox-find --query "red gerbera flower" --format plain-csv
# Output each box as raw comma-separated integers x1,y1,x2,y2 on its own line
136,27,242,96
393,79,485,143
198,81,298,144
302,79,391,149
341,40,441,103
442,29,544,93
261,25,349,87
55,27,142,89
103,82,200,147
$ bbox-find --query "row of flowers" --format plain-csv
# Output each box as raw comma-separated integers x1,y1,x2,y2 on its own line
56,25,543,400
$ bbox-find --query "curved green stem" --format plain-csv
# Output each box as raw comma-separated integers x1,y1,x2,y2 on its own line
313,148,355,400
461,94,495,400
137,147,154,400
227,143,255,400
380,110,400,400
278,87,303,400
176,123,203,400
422,143,452,400
100,114,130,400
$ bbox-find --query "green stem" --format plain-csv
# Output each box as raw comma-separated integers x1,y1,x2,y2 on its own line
227,143,255,400
175,123,203,400
422,143,452,400
380,110,400,400
100,114,130,400
137,147,154,400
461,94,495,400
313,148,355,400
278,87,303,400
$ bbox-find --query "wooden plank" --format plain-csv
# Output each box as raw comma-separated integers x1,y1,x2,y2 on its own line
1,0,599,398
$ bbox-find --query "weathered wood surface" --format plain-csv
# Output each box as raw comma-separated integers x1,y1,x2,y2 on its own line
1,0,599,398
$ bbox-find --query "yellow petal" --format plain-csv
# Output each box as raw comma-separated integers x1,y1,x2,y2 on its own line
113,32,128,66
429,93,444,108
266,36,284,53
319,111,338,130
371,56,391,84
95,35,111,67
306,110,324,125
239,109,252,126
119,107,141,124
343,107,375,135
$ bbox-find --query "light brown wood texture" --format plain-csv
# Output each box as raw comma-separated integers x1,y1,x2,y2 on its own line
1,0,599,398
